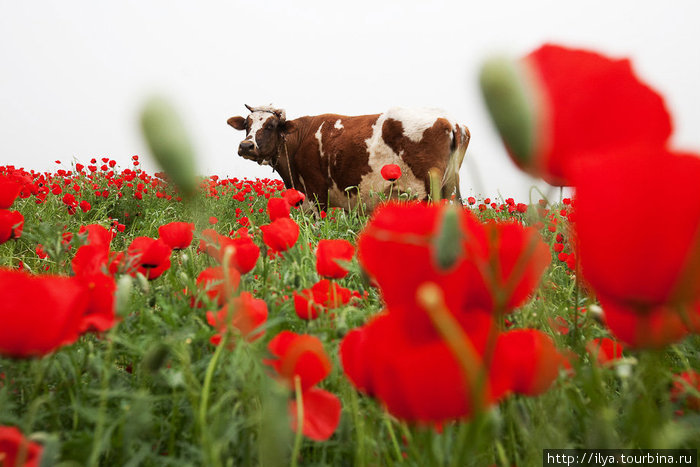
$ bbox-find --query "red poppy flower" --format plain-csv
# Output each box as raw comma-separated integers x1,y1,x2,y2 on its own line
72,244,109,276
78,224,114,249
600,298,699,349
479,221,551,313
267,197,291,221
575,153,700,309
381,164,402,182
358,202,488,342
200,230,260,274
586,337,624,365
480,44,672,186
358,202,548,342
206,292,268,346
0,176,21,209
265,331,331,392
0,269,88,358
293,289,325,320
0,210,23,244
316,239,355,279
209,216,218,225
0,425,43,467
288,387,342,441
340,312,499,422
293,280,353,320
282,188,305,208
265,331,341,439
261,218,299,253
196,265,241,307
670,371,700,411
127,237,172,280
491,329,564,397
78,272,117,333
158,221,195,250
79,200,91,212
62,193,77,207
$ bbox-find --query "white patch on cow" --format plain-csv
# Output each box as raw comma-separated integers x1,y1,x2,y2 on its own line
359,113,426,208
246,111,275,149
334,119,343,130
315,122,325,157
384,107,451,143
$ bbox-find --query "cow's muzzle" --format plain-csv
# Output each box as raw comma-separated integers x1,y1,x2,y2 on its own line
238,141,269,165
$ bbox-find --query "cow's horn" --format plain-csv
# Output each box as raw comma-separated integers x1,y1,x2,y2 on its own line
245,104,254,112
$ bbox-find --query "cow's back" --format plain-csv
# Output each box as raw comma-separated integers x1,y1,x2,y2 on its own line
293,108,467,210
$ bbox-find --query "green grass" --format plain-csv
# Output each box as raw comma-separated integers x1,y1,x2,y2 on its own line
0,163,699,466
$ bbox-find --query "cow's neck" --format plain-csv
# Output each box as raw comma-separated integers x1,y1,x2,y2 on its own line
272,119,307,191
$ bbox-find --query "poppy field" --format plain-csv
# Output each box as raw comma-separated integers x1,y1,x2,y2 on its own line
2,43,700,466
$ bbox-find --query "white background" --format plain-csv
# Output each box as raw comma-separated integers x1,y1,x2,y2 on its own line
2,1,698,201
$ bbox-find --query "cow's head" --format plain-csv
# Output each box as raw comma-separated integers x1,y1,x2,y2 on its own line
227,104,297,165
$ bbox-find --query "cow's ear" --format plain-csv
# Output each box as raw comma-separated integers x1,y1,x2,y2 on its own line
227,116,246,131
281,119,298,134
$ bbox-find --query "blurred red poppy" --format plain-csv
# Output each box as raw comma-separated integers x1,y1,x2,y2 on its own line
358,202,549,342
293,280,353,319
158,221,195,250
481,44,672,186
78,224,114,249
586,337,624,365
265,331,331,392
261,218,299,253
575,153,700,309
206,292,268,346
670,371,700,411
267,197,291,221
0,176,21,208
196,265,241,307
340,312,499,422
479,221,551,313
288,387,341,441
600,298,699,349
316,239,355,279
0,210,23,244
491,329,564,396
0,269,88,358
0,425,43,467
265,331,341,440
78,272,117,333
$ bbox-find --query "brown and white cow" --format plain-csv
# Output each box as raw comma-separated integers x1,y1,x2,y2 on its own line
227,104,470,211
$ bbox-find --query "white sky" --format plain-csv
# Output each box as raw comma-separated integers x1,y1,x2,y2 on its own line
1,1,699,201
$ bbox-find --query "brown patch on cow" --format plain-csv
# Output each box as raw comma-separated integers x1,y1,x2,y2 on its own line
284,114,378,209
381,117,453,194
319,114,377,190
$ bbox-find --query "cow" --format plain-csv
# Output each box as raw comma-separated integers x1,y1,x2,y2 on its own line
227,104,470,211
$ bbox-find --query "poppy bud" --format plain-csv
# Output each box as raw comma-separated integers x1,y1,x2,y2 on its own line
479,55,539,171
142,342,170,374
140,96,199,198
432,205,463,271
115,275,133,317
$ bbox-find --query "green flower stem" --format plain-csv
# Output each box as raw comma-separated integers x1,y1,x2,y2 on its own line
199,336,226,467
384,413,403,463
291,375,304,467
88,330,117,467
